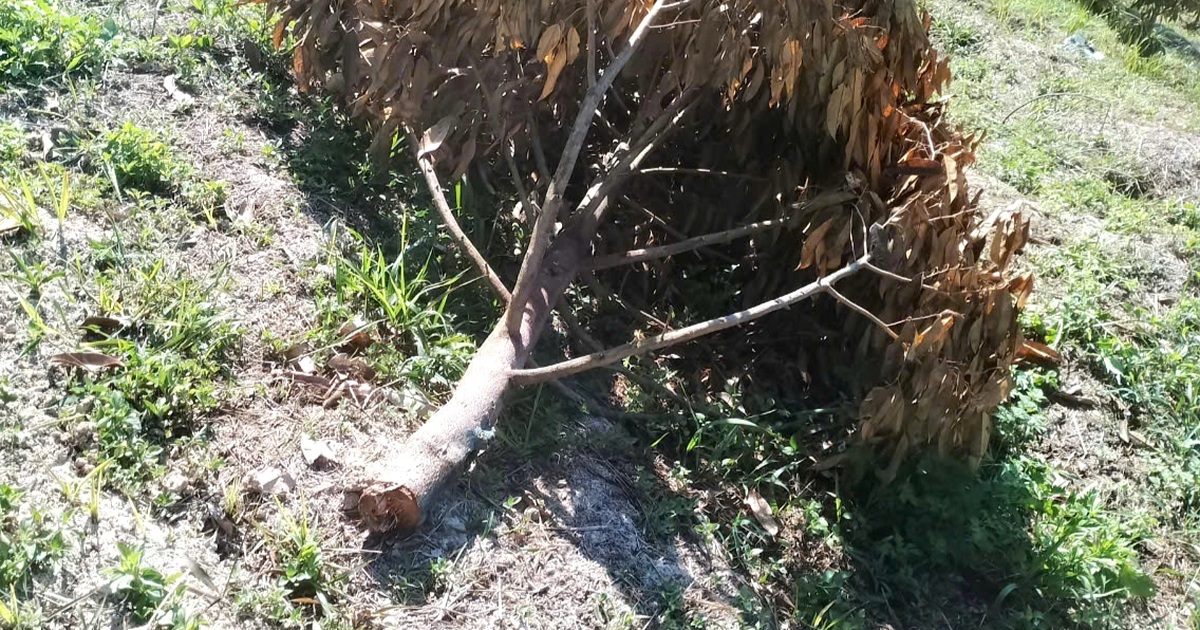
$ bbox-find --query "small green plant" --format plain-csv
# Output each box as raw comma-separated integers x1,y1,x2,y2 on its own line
107,543,171,623
99,123,189,194
0,489,63,586
271,507,347,618
0,484,68,595
106,543,201,628
0,122,23,168
0,175,42,239
3,251,64,298
317,221,475,390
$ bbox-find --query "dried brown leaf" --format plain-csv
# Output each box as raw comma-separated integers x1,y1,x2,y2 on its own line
744,489,780,537
49,352,123,372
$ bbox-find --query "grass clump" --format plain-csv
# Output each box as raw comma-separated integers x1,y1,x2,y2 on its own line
98,123,190,195
314,222,475,392
238,508,348,626
0,122,24,169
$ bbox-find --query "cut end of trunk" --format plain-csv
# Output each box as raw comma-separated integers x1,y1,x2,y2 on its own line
357,483,423,533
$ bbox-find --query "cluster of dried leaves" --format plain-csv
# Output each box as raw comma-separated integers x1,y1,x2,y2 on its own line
267,0,1031,468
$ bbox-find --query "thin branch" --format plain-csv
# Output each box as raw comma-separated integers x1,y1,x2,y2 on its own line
507,0,677,331
636,167,765,180
823,284,900,340
574,89,700,223
509,256,871,385
863,261,914,284
1000,91,1108,124
410,134,512,302
585,0,597,89
587,216,792,271
619,195,736,264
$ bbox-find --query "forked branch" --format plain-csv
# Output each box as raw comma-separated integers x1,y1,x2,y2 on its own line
411,135,512,302
507,0,681,330
587,216,793,270
509,254,874,385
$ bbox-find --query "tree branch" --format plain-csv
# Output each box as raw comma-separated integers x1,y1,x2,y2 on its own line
411,135,512,302
618,195,737,264
509,255,871,385
824,284,900,340
587,216,792,271
506,0,677,332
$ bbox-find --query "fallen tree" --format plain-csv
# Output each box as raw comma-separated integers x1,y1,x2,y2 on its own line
267,0,1033,532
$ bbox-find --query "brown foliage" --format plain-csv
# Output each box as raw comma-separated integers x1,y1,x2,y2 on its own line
266,0,1030,468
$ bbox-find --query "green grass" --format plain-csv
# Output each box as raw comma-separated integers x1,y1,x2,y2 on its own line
57,257,241,485
0,0,125,90
312,222,476,394
237,506,350,627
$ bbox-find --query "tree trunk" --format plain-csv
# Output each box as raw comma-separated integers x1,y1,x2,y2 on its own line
356,228,589,532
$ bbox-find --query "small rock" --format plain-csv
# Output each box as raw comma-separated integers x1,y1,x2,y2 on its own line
74,457,94,476
163,471,190,494
246,467,296,495
73,422,96,447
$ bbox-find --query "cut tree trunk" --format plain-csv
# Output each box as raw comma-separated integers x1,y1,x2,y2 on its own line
356,226,590,532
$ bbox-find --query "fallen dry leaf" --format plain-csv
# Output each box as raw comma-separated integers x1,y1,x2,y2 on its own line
279,370,333,388
297,356,317,374
300,435,338,468
1016,339,1062,367
163,74,196,106
0,217,24,237
81,316,126,335
338,317,373,351
328,353,376,381
49,352,124,372
744,489,781,537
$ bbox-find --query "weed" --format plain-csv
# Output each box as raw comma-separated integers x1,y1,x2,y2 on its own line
316,222,475,392
932,15,984,55
106,542,202,628
60,258,241,484
265,506,348,619
98,123,190,195
107,543,172,623
0,175,43,239
0,122,23,168
0,484,68,595
986,131,1061,195
0,0,124,89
